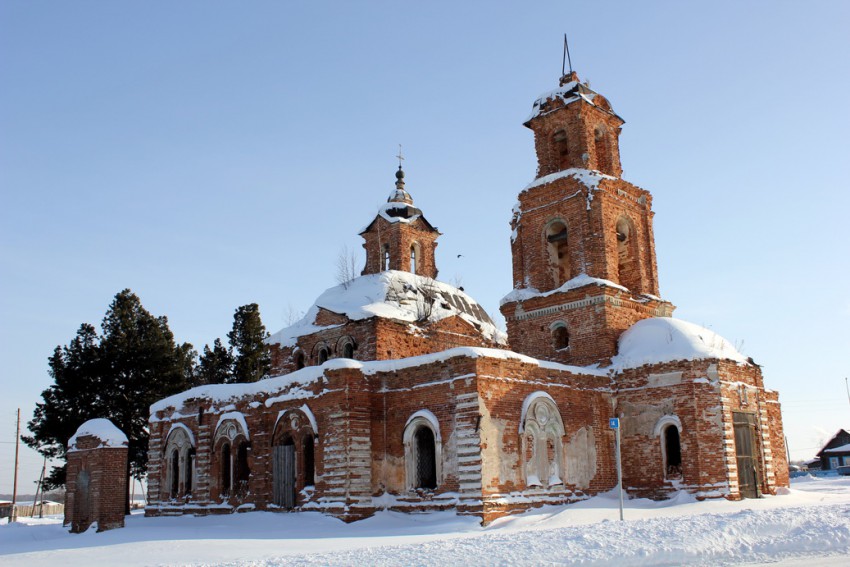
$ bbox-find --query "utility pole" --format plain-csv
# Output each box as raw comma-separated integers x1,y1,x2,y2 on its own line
36,456,47,518
11,408,20,523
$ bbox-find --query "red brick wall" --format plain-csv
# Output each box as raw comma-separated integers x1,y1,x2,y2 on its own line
526,88,624,178
271,314,503,375
501,285,672,366
65,436,128,533
361,216,439,279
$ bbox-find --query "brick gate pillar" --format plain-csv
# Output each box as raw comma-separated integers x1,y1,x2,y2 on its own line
65,418,129,533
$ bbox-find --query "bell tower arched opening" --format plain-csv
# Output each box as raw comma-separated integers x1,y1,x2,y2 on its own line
545,220,571,287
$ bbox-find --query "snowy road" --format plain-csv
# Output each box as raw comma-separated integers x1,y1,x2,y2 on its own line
2,477,849,566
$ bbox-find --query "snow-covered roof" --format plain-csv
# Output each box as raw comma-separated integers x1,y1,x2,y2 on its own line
525,80,620,124
151,346,606,415
501,273,628,306
610,317,750,370
67,418,128,452
268,271,507,347
824,444,850,453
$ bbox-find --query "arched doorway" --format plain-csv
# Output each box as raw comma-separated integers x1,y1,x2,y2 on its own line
273,435,296,509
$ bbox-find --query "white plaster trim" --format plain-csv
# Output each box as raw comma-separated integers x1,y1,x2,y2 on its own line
519,391,558,434
165,422,196,446
214,411,250,442
273,404,319,437
653,415,682,437
299,404,319,435
403,410,443,490
405,409,441,438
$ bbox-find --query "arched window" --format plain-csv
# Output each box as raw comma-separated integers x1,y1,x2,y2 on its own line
551,322,569,350
294,350,305,370
410,243,418,274
546,220,571,287
163,425,194,500
337,336,355,359
214,418,249,499
654,415,683,480
317,347,328,364
553,129,569,170
383,245,391,271
615,216,641,292
594,126,611,174
403,411,442,491
520,393,565,489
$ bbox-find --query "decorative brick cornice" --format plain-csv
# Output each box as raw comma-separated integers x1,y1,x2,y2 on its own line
507,293,674,322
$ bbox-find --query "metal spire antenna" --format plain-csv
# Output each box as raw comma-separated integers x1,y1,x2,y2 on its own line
562,33,573,77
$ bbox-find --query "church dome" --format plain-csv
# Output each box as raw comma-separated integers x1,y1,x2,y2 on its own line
611,317,749,369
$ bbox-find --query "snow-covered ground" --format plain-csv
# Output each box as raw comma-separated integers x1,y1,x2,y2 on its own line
2,476,849,566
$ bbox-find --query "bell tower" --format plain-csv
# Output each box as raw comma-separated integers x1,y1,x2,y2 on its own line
501,72,674,366
360,165,441,278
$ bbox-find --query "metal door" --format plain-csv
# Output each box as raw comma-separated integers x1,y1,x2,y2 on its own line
733,412,760,499
273,444,296,509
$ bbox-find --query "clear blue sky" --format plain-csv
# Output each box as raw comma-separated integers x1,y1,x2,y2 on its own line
1,1,848,494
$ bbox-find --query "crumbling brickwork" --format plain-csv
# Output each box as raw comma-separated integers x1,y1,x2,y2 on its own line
65,427,128,533
143,69,788,526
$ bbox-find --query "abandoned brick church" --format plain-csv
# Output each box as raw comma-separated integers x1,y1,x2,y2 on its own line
142,71,789,524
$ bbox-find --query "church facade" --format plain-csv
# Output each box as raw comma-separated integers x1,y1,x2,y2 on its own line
144,71,788,524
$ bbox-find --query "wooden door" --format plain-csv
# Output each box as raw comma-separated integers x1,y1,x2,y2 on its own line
733,412,760,499
272,444,296,509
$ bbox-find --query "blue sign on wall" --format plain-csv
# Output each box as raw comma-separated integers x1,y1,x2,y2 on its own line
609,418,620,429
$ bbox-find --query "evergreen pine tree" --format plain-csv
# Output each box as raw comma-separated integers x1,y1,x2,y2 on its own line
24,289,194,508
195,338,234,385
23,324,105,487
227,303,271,383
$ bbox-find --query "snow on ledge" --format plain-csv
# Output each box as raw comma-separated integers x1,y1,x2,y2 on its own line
522,168,616,193
150,346,607,415
501,273,628,306
610,318,749,370
68,418,128,452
